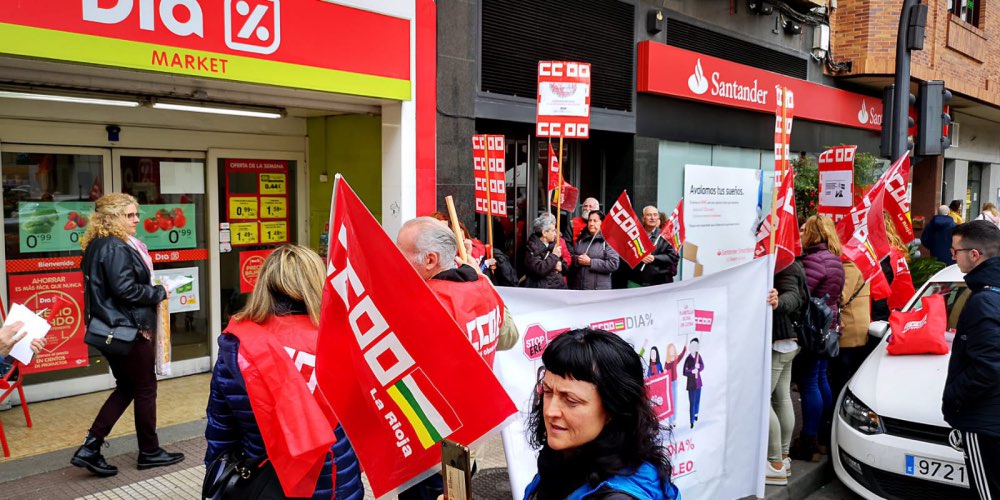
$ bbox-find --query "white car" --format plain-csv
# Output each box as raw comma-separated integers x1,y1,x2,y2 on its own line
833,264,977,499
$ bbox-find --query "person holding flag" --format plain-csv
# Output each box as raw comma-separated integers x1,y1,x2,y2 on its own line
524,213,570,289
569,209,619,290
572,198,601,245
204,245,363,499
629,206,679,287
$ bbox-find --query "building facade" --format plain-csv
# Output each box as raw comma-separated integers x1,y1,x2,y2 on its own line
0,1,436,402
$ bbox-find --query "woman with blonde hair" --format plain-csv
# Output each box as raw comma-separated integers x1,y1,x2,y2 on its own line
73,193,181,477
795,215,844,461
976,202,1000,228
205,245,363,499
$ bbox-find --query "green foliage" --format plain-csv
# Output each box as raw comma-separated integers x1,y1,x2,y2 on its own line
909,256,947,290
792,149,881,220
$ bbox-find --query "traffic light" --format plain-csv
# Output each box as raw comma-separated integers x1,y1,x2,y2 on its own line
880,85,916,159
916,80,952,156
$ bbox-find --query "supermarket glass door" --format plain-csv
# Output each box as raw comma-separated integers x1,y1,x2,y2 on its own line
114,150,211,363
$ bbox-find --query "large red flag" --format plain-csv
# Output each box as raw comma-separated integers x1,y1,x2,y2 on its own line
602,191,655,268
838,184,892,283
662,198,685,250
316,177,516,497
881,154,913,243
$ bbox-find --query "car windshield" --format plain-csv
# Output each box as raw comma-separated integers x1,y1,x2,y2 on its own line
910,281,970,331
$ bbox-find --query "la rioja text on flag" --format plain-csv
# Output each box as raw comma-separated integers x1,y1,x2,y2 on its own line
602,190,655,268
316,176,516,497
472,134,506,216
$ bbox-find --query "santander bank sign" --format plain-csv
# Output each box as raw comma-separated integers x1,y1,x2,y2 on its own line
639,41,881,132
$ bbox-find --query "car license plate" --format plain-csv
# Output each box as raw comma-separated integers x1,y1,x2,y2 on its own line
905,455,969,486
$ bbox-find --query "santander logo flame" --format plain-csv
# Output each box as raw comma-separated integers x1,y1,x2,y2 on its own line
688,59,709,95
858,100,870,124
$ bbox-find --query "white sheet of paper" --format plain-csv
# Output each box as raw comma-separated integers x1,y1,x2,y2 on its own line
159,162,205,194
159,275,194,293
5,303,52,365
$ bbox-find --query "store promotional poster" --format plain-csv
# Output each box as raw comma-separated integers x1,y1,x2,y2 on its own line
680,166,761,279
495,258,772,499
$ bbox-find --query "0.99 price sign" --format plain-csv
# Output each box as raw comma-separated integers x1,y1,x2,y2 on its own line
136,204,197,251
18,201,94,254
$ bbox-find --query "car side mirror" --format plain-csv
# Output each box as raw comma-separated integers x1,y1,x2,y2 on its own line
868,320,890,339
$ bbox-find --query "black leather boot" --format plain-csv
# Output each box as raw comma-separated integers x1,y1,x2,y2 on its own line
137,448,185,470
71,434,118,477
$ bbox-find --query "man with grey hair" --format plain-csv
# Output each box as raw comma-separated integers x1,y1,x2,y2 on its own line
395,216,515,500
921,204,958,265
629,205,679,286
571,197,601,244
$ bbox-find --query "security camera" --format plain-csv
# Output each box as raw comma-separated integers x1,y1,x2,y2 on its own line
106,125,121,142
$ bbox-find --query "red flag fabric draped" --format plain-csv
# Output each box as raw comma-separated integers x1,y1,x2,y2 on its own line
838,183,892,283
547,143,562,193
876,153,913,244
887,246,916,309
228,315,337,498
316,177,516,497
602,190,655,268
662,198,685,250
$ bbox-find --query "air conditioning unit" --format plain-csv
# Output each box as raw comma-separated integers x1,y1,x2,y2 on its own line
949,121,961,148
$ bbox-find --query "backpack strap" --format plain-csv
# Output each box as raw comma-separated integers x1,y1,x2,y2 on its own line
840,281,865,308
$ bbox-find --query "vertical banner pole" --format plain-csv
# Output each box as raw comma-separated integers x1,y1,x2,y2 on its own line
484,138,495,259
556,135,565,237
547,138,554,216
446,195,470,263
769,87,788,256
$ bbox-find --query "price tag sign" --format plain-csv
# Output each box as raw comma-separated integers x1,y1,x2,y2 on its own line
230,222,259,246
18,202,94,253
260,221,288,244
136,204,197,250
260,197,287,219
260,173,286,195
229,197,258,220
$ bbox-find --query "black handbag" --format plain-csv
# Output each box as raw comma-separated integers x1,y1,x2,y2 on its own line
203,451,282,500
84,317,139,356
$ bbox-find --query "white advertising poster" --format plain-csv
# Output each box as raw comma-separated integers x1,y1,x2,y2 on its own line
819,170,854,207
154,267,200,313
681,165,762,280
496,258,772,500
537,82,590,116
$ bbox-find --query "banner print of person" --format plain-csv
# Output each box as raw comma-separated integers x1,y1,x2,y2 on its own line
683,338,705,429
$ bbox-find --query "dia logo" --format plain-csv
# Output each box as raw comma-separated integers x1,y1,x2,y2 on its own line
688,59,709,95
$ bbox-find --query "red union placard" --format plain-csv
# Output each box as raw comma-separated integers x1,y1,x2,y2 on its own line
536,61,591,138
472,134,506,216
637,41,881,132
817,146,857,224
0,1,410,99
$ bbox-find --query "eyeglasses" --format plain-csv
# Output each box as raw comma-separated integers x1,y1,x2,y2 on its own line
124,212,140,219
950,247,976,256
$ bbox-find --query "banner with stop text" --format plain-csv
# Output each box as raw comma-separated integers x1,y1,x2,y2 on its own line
472,134,506,216
495,258,772,499
602,190,655,268
316,176,516,498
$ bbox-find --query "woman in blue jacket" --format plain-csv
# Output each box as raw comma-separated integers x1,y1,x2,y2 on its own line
205,245,363,499
524,328,680,500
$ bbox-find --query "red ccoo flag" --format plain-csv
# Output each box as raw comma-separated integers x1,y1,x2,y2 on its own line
316,176,516,497
547,143,563,193
838,183,892,284
662,198,685,250
601,190,655,268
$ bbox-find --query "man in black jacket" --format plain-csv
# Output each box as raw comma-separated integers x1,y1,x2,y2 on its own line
943,220,1000,499
629,206,680,286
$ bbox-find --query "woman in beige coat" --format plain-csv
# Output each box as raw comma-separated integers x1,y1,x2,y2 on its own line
830,259,870,402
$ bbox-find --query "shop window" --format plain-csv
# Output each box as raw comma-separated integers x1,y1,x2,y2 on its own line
949,0,982,27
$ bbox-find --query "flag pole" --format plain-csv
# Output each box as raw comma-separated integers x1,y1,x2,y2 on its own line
484,139,495,260
555,135,564,237
768,87,787,257
547,138,554,216
446,195,470,264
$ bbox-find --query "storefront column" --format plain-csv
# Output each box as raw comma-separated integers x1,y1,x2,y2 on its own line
943,159,969,207
382,101,417,239
985,164,1000,207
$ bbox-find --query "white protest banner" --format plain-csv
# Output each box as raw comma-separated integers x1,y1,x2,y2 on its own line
496,258,772,499
681,165,761,279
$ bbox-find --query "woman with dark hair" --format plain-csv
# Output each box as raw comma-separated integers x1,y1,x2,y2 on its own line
647,346,663,377
949,199,965,224
570,209,620,290
524,328,680,500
